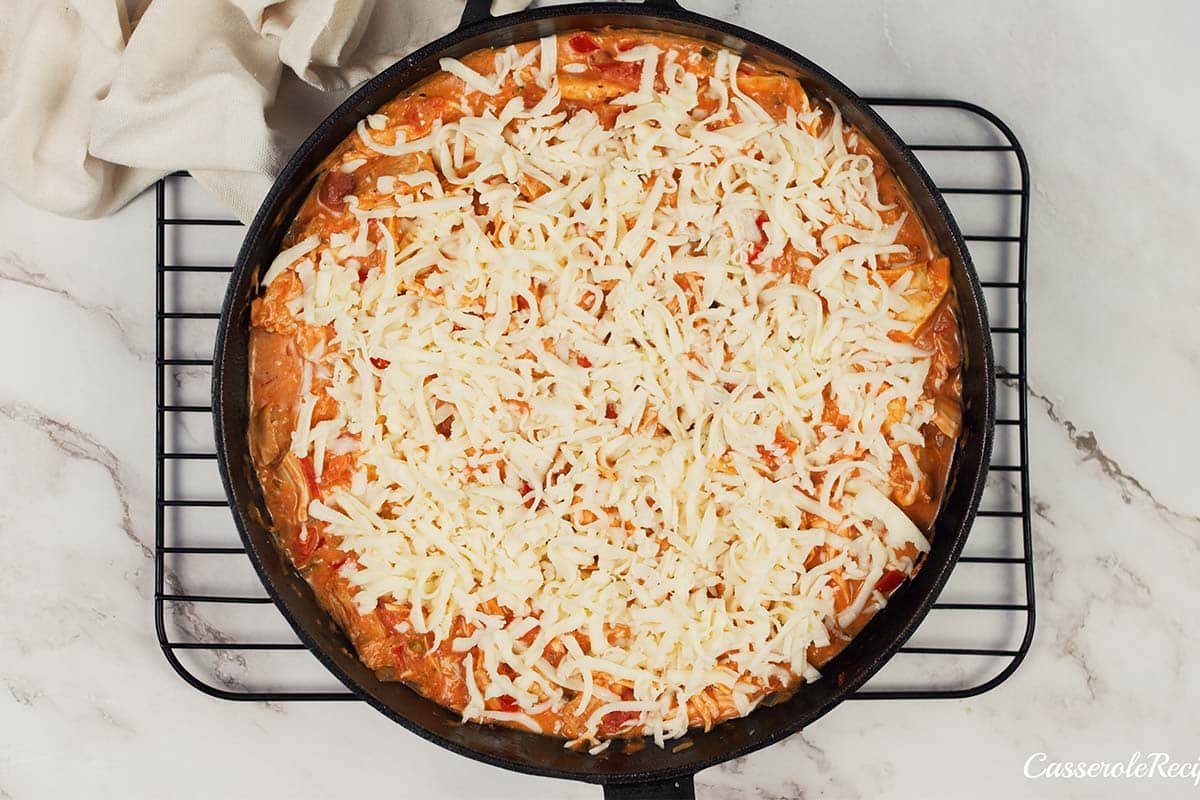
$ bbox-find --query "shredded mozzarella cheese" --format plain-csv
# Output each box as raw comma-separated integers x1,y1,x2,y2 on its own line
281,35,943,745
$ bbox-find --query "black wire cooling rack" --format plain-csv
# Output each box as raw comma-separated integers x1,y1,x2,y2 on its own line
154,97,1034,704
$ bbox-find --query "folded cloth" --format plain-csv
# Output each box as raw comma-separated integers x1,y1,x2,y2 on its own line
0,0,528,222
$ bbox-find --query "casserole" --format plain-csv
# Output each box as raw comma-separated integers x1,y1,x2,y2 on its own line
214,1,993,796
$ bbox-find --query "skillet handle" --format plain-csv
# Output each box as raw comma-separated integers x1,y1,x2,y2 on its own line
459,0,494,28
603,775,696,800
459,0,683,29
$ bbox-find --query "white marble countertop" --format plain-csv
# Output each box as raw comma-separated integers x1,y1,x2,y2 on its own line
3,1,1198,798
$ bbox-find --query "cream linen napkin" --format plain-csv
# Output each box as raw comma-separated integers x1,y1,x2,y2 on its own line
0,0,528,222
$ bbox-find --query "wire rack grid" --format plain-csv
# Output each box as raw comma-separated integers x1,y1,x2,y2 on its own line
154,97,1034,704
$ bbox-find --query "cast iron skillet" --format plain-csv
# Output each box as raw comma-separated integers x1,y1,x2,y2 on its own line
213,1,995,797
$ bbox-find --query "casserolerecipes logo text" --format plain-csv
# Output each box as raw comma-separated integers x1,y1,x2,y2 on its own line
1025,752,1200,787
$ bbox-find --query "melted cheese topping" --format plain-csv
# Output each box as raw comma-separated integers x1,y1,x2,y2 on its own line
272,36,939,745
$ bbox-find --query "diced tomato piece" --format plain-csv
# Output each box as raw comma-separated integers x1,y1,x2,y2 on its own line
569,32,600,53
593,59,642,87
605,403,618,420
576,354,592,368
600,710,640,734
616,38,639,52
358,265,370,282
876,569,906,595
299,455,321,500
497,694,520,712
370,357,390,369
291,524,322,565
398,96,453,137
748,212,770,263
319,170,355,208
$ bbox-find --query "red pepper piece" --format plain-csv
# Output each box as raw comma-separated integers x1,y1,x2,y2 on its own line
291,525,322,565
748,212,769,263
569,32,600,53
876,569,906,595
319,170,356,208
299,455,321,500
600,710,640,734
